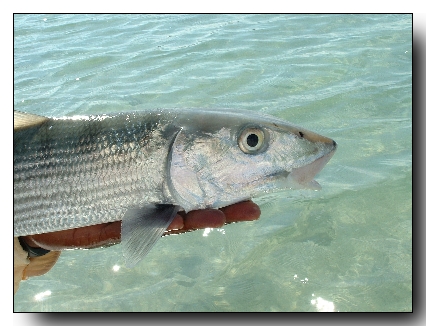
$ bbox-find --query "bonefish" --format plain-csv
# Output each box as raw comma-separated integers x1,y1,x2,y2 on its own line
14,108,336,266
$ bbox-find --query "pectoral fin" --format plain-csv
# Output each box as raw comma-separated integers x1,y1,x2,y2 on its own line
121,205,180,267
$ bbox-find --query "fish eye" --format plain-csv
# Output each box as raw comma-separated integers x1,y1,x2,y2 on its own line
238,126,267,154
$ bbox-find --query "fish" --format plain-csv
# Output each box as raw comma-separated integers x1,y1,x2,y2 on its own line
14,108,337,266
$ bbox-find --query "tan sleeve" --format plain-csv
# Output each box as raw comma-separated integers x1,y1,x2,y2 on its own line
14,237,30,294
14,237,61,295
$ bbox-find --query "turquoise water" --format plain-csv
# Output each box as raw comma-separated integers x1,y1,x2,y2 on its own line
13,14,412,312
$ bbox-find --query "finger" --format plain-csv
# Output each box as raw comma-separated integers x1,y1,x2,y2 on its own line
167,214,184,230
220,200,261,223
184,209,226,229
23,213,186,251
165,209,226,235
23,222,121,251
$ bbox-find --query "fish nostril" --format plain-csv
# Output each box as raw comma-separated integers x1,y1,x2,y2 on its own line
332,140,337,147
299,131,304,138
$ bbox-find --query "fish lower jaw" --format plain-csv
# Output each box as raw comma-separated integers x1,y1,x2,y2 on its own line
286,176,322,190
287,149,336,190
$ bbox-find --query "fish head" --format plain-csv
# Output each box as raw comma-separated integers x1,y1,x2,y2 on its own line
167,110,337,212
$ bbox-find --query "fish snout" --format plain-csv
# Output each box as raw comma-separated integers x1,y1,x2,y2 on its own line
297,128,336,148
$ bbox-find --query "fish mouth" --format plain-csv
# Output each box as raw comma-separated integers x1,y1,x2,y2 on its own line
288,143,337,190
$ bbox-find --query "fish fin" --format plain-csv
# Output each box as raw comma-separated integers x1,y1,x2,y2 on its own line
121,204,180,267
14,111,48,131
306,180,322,190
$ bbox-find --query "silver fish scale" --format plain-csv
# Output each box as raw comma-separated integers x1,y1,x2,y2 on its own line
14,112,175,236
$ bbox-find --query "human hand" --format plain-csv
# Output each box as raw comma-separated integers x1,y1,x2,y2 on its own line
14,201,260,293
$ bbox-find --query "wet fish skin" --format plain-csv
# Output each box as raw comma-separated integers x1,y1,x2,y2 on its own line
14,108,336,265
14,110,180,237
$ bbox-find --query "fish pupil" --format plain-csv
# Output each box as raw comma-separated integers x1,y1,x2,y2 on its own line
247,133,259,147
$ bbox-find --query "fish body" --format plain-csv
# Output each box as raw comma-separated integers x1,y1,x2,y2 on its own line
14,108,336,265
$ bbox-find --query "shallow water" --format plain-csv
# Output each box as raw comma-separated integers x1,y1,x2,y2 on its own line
13,14,412,312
